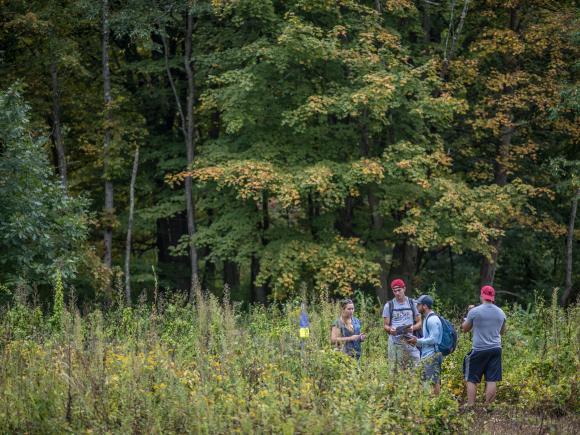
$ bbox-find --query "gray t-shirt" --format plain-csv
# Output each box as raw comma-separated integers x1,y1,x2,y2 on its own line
466,303,506,351
383,297,418,344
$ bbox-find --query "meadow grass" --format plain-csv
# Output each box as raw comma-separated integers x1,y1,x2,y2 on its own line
0,289,577,434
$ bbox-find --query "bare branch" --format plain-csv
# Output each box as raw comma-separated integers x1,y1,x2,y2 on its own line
160,31,187,139
442,0,457,64
124,146,139,305
449,0,471,58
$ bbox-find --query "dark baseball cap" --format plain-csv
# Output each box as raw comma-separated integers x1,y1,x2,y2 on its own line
416,294,433,308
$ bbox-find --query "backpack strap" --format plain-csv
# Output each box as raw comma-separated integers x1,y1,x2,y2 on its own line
352,317,361,334
424,312,438,352
409,298,418,320
388,298,417,325
424,312,434,334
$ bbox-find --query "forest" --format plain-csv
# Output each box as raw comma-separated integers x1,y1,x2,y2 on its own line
1,1,579,433
0,0,578,306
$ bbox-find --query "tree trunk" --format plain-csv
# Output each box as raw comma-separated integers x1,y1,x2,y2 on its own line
388,240,418,295
359,117,388,303
561,188,579,306
449,245,455,281
250,255,267,304
336,196,355,237
441,0,471,80
480,239,502,286
479,124,512,286
161,14,200,300
250,192,271,304
222,260,239,291
200,249,215,293
124,146,139,305
50,60,67,191
102,0,114,275
422,3,431,44
183,10,200,302
368,191,389,304
156,214,190,290
200,210,216,293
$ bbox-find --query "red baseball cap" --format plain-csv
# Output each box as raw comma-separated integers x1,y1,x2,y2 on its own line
481,285,495,302
390,279,406,290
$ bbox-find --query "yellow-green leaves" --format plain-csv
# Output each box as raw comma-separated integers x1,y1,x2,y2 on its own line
257,236,381,299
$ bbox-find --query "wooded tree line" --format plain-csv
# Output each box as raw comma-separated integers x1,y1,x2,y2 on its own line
0,0,578,306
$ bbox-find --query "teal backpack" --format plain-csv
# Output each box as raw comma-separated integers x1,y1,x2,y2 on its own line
425,312,458,356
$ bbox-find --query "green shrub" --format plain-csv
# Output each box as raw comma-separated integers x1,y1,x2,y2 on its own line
0,291,576,433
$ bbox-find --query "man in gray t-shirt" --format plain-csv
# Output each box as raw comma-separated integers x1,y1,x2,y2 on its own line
461,285,507,408
383,279,421,370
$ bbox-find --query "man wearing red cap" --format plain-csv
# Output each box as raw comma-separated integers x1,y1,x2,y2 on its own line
383,278,422,369
461,285,507,409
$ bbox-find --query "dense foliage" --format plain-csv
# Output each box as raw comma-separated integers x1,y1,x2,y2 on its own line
0,1,578,305
0,289,577,432
1,3,578,432
0,88,88,288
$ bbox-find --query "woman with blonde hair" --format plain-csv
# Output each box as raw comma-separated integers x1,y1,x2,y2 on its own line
330,299,366,360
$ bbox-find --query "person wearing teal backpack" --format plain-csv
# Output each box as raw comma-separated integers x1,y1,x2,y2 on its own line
405,295,442,395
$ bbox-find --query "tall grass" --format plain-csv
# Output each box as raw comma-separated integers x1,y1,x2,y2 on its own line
0,288,577,433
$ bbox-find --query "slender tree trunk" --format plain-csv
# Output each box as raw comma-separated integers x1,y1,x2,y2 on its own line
307,192,316,236
50,59,67,191
480,239,502,286
156,214,190,290
250,255,265,304
201,255,215,292
124,146,139,305
336,196,355,237
422,3,431,44
369,191,389,304
388,240,418,295
359,117,388,303
561,188,579,306
183,11,199,301
222,260,239,292
449,245,455,281
441,0,471,80
102,0,114,272
200,210,215,293
480,125,512,286
251,192,270,304
479,6,523,288
251,269,268,304
161,13,200,301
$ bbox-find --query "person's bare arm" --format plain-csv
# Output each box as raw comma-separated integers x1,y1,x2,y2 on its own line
331,326,360,344
384,317,396,335
461,318,473,333
500,319,507,335
461,305,475,333
383,317,390,332
411,315,422,333
461,321,472,333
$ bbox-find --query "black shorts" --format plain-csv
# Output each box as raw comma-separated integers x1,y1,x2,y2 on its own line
463,347,502,383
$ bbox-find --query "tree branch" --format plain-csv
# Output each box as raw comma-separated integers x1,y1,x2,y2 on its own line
160,31,187,139
449,0,471,60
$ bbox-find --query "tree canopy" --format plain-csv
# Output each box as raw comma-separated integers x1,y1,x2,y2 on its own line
0,0,578,305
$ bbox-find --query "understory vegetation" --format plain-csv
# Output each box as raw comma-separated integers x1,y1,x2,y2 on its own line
0,288,577,433
1,1,579,432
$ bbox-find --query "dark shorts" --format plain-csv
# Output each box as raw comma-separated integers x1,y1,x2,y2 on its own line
463,347,502,383
421,352,442,384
